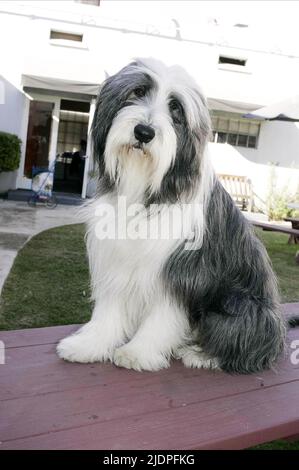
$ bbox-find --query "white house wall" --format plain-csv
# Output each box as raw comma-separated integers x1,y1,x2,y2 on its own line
233,120,299,206
209,141,299,210
0,1,298,205
0,77,26,137
1,3,299,105
0,76,28,191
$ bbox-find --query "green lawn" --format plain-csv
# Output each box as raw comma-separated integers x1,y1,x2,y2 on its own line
0,223,298,449
253,440,299,450
0,224,92,330
0,225,298,330
256,229,299,303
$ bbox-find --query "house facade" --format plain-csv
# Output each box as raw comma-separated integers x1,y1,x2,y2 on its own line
0,0,298,207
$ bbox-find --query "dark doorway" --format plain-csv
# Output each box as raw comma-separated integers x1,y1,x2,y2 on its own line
24,101,54,178
53,99,90,194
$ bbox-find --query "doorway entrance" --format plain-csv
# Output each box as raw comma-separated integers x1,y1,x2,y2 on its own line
24,101,54,178
53,100,90,194
19,92,95,198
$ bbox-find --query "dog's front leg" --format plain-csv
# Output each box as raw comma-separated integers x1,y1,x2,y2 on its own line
57,298,126,363
113,299,189,371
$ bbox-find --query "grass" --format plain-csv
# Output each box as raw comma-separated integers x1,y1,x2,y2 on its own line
0,225,298,330
256,229,299,303
0,223,298,449
0,224,91,330
253,440,299,450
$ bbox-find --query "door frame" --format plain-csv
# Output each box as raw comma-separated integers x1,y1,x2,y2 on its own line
17,93,61,190
81,97,96,199
18,92,94,198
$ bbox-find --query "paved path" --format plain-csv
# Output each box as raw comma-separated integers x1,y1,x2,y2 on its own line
0,200,80,294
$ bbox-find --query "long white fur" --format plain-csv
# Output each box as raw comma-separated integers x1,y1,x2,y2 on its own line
57,58,215,371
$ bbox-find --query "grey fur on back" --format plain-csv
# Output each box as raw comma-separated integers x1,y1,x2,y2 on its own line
163,180,286,373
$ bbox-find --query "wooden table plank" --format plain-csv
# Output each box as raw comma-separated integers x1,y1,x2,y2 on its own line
252,221,299,237
1,381,299,450
1,303,297,347
0,324,80,348
1,335,298,443
1,329,298,402
0,303,299,450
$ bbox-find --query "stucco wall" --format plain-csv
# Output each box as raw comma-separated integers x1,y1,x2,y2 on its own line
0,170,18,193
0,3,298,200
0,76,27,191
0,76,25,136
239,120,299,169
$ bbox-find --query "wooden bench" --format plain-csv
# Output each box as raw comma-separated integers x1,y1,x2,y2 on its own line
252,221,299,244
0,303,299,450
284,217,299,244
218,174,253,212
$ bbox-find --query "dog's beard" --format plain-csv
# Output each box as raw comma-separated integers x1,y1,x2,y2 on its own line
104,106,177,201
119,142,151,157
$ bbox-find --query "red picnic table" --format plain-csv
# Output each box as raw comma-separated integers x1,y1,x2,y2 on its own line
0,303,299,450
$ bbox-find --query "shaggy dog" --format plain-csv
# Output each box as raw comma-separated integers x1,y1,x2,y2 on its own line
57,58,288,373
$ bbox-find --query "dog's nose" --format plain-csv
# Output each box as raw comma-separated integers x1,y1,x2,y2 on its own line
134,124,155,144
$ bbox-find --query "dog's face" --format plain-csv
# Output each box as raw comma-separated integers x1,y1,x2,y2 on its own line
92,58,211,202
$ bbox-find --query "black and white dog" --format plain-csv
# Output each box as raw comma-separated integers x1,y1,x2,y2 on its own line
57,58,287,373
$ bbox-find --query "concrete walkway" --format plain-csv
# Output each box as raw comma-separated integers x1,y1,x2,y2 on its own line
0,199,80,294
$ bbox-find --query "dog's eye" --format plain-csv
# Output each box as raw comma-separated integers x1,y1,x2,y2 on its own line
169,99,182,124
134,86,146,98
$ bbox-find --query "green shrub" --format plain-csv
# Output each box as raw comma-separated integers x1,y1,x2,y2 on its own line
267,163,299,220
267,191,298,220
0,131,22,172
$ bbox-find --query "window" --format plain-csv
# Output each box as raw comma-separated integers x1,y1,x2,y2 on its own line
237,134,248,147
57,110,89,156
210,112,260,149
233,23,248,28
228,133,237,146
50,30,83,42
218,56,247,67
75,0,101,5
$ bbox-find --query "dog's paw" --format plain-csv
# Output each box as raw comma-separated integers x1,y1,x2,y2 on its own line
113,345,169,371
57,331,111,363
177,345,220,370
182,352,219,370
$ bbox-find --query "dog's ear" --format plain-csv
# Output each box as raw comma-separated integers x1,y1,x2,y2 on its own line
189,88,211,152
91,68,127,175
91,61,151,176
148,88,211,205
